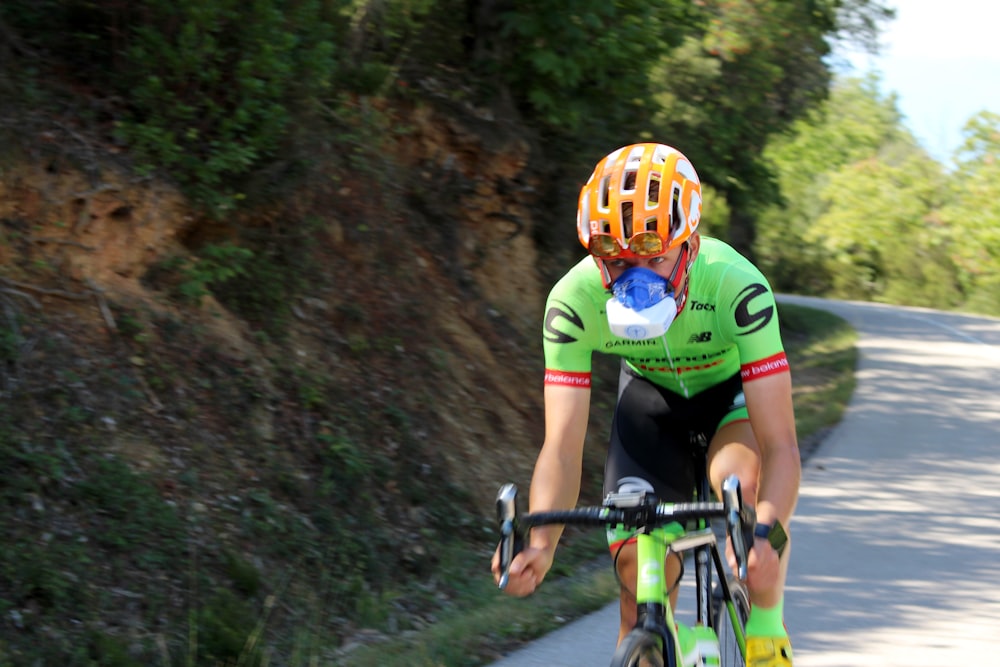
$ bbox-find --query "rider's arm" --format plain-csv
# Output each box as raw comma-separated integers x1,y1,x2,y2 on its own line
495,383,590,596
743,370,800,531
527,384,592,557
501,259,599,594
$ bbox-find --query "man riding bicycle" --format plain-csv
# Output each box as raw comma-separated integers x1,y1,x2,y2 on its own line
492,143,800,666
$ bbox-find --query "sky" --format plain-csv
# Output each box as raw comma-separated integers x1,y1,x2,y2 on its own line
836,0,1000,163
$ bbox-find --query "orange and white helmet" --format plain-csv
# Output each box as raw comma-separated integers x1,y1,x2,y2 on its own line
577,143,702,261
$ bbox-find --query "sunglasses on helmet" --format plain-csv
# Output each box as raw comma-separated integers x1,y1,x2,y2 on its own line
587,231,666,259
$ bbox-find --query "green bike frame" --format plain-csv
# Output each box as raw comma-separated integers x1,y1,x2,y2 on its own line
633,523,686,655
633,521,747,663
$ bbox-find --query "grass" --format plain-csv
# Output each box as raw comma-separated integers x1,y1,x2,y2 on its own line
338,303,859,666
340,560,619,666
778,303,859,442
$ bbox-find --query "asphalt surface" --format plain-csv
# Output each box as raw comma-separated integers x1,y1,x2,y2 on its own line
487,296,1000,666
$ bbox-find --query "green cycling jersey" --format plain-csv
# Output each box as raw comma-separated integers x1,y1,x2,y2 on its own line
542,236,788,397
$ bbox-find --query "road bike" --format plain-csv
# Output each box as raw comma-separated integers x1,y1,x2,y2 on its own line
495,472,754,667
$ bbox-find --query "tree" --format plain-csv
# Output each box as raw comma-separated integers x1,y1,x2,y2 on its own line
489,0,691,143
646,0,895,256
808,152,960,307
756,74,907,292
941,112,1000,314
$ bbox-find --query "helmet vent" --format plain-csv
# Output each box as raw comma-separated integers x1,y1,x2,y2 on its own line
671,187,683,236
598,176,612,210
647,174,660,206
622,170,637,193
621,201,634,237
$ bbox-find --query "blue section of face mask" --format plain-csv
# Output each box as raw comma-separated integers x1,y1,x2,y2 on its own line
611,267,671,310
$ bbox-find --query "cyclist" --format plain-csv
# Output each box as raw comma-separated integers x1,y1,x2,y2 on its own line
492,143,800,666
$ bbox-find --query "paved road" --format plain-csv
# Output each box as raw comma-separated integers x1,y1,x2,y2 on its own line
488,297,1000,666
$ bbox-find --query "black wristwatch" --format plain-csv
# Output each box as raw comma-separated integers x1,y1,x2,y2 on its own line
754,520,788,556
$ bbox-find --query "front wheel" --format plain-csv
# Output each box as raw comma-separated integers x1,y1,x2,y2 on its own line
609,628,669,667
713,576,751,667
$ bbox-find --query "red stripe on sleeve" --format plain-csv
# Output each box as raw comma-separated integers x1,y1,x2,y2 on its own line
740,352,789,382
544,369,592,388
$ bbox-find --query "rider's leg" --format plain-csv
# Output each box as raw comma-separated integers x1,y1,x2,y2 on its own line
605,366,699,645
706,419,791,612
612,541,683,645
708,419,795,665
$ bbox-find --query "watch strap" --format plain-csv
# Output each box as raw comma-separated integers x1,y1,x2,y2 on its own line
754,519,788,556
754,522,773,540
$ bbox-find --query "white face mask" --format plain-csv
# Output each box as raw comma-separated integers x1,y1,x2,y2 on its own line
606,293,678,340
606,266,678,340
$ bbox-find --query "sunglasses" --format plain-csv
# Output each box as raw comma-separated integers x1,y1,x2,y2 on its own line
588,231,666,259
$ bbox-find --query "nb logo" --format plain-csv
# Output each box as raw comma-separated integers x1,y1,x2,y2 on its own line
688,331,712,343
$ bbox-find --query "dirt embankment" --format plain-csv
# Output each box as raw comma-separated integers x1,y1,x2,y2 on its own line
0,99,596,535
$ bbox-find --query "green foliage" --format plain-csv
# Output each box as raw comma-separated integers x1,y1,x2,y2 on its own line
113,0,339,214
758,75,912,292
941,111,1000,314
496,0,688,139
148,242,254,304
648,0,893,254
85,631,143,667
75,456,184,553
807,153,957,305
224,550,262,597
182,243,254,302
0,318,22,364
651,2,831,201
194,589,262,666
319,429,373,497
338,0,442,93
757,76,1000,316
207,230,314,339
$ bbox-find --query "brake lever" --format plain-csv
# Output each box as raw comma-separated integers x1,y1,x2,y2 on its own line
722,474,756,580
495,483,522,590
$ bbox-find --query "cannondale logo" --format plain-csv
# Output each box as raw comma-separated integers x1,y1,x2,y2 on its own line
733,283,774,335
544,301,585,344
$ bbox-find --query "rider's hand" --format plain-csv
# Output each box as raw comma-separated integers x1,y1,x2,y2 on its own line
727,535,781,595
491,543,554,597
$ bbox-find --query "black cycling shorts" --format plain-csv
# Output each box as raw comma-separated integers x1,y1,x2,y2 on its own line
603,362,747,504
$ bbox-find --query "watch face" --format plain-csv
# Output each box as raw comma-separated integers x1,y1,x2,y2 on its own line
767,520,789,555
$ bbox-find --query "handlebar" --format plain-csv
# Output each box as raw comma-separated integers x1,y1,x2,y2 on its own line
495,483,520,590
495,474,756,589
721,475,754,579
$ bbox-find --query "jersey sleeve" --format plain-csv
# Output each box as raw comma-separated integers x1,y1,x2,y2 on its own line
717,265,789,382
541,268,604,388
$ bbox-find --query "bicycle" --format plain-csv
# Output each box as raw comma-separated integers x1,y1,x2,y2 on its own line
495,472,755,667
